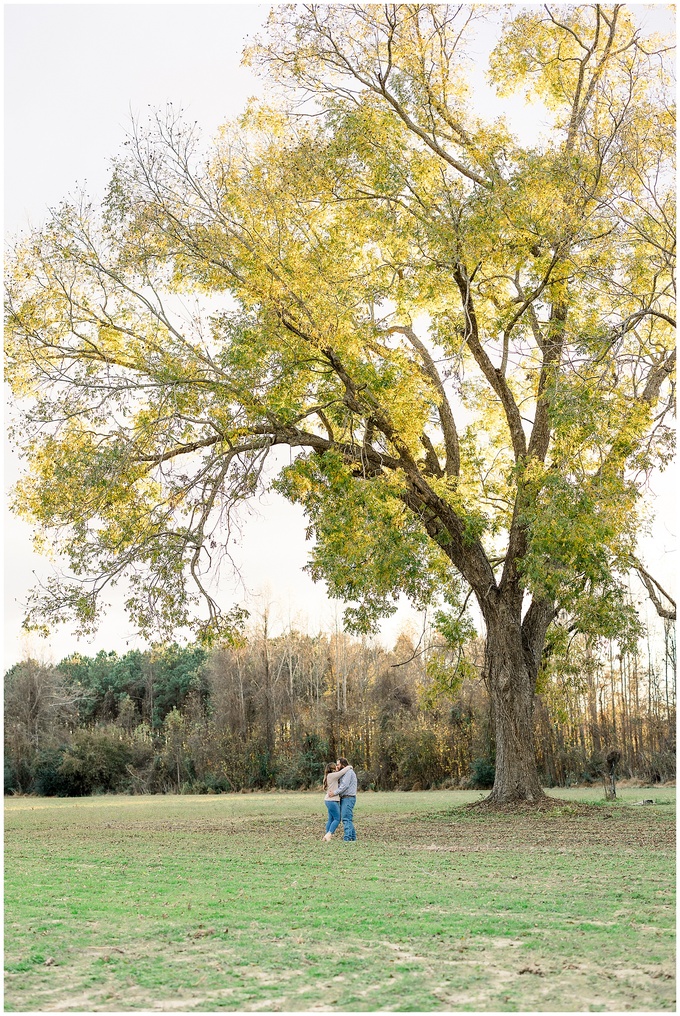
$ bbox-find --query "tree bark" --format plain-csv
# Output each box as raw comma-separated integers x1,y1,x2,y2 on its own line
261,613,274,760
482,598,547,804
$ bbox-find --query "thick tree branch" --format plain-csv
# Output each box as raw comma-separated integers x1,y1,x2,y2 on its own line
642,348,676,404
278,303,497,596
635,560,676,621
135,435,223,464
453,263,528,461
387,324,460,475
521,597,559,679
527,301,568,463
396,484,496,599
420,433,444,478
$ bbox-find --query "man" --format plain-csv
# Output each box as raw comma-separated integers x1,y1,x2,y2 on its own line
335,757,358,841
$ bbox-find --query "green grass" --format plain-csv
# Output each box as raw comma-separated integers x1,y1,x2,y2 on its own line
4,786,675,1011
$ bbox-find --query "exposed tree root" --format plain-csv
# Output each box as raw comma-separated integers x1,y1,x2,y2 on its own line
466,794,573,813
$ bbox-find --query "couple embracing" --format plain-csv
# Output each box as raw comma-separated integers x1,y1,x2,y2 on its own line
322,757,357,841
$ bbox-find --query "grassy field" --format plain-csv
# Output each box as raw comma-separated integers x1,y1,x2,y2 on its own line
4,786,675,1012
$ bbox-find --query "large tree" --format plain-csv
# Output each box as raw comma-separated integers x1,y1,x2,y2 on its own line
5,5,675,803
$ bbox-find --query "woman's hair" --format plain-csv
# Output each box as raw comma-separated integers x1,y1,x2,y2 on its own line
323,762,336,790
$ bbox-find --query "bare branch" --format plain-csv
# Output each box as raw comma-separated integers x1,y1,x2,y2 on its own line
635,560,676,621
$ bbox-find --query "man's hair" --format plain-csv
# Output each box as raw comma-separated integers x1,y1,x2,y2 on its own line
337,757,350,767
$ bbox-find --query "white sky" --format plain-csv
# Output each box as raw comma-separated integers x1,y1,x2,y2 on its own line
3,3,676,669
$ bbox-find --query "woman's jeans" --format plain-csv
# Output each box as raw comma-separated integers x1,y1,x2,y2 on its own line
325,799,341,834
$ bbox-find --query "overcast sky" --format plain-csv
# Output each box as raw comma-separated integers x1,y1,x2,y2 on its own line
4,3,676,669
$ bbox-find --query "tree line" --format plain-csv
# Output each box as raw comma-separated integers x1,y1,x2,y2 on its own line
5,619,675,797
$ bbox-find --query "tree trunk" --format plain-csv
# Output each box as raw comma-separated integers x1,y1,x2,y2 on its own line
258,610,277,762
483,599,547,804
587,649,601,755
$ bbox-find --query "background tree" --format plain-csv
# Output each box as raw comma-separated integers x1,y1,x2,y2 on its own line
4,660,77,793
5,5,674,804
4,660,75,743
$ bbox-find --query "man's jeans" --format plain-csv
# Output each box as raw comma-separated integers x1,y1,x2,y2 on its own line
339,796,357,840
325,800,341,835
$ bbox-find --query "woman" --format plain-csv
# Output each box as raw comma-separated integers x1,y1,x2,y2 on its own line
322,761,350,841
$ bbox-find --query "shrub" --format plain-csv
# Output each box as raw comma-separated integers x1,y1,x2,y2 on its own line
371,729,403,789
296,733,329,788
197,772,232,793
3,735,35,795
355,768,374,791
56,730,132,795
274,754,305,790
249,747,276,788
4,758,18,794
398,728,447,789
196,732,253,792
469,756,495,788
640,750,676,784
123,726,159,793
273,735,331,790
32,746,68,796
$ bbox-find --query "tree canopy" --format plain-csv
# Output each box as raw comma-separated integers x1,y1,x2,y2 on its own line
5,5,675,801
